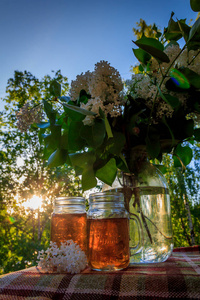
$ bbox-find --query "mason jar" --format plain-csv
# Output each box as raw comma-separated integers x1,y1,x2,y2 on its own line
51,196,87,253
87,192,130,271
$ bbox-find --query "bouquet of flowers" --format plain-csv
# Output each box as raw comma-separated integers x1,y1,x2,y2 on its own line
17,2,200,191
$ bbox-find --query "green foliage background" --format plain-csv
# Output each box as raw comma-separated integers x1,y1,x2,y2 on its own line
1,1,200,272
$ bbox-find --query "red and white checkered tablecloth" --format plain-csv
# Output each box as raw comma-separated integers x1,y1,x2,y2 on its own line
0,246,200,299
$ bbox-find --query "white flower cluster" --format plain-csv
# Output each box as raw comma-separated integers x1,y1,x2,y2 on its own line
131,74,157,103
70,71,92,101
69,60,124,125
16,102,44,132
150,44,181,81
129,44,200,121
37,240,87,274
130,74,174,120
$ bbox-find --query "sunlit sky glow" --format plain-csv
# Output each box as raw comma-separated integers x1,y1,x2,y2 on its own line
22,195,43,211
0,0,197,110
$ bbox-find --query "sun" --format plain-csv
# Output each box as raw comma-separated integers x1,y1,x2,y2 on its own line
22,195,43,211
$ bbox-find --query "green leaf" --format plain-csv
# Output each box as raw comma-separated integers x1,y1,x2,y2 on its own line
59,96,70,102
69,151,97,190
179,68,200,89
188,16,200,42
36,122,50,129
158,87,180,109
50,80,61,97
154,164,168,174
187,40,200,51
190,0,200,11
68,121,85,151
106,132,126,156
50,124,62,149
63,105,85,122
177,20,191,42
132,48,151,65
82,168,97,191
48,149,68,167
43,134,57,150
173,144,193,168
96,158,117,186
164,13,183,41
169,69,190,89
133,36,170,63
115,154,130,173
77,90,90,105
161,116,175,147
99,107,113,138
165,15,190,42
163,94,180,109
165,78,188,93
79,95,89,104
104,116,113,138
78,89,90,105
80,119,106,148
184,119,194,137
194,128,200,141
74,166,83,176
62,102,96,116
60,131,68,150
139,64,144,72
194,101,200,113
43,100,56,124
69,151,96,169
135,36,165,51
145,127,160,159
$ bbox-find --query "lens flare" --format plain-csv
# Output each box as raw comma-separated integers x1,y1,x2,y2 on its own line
8,216,15,224
170,69,190,89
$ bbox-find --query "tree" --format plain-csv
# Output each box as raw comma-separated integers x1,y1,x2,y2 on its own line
162,149,200,247
0,70,82,274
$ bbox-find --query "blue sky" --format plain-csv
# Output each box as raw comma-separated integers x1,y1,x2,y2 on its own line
0,0,197,110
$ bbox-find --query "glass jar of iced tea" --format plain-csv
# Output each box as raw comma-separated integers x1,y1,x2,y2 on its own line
87,192,130,271
51,196,87,253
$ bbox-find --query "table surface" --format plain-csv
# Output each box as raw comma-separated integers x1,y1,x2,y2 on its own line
0,246,200,300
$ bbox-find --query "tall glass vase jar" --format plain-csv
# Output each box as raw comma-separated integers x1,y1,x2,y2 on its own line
103,148,173,264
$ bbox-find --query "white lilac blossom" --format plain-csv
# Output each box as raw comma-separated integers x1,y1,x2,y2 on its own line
69,71,92,102
16,102,44,132
37,240,87,274
130,74,157,103
89,60,123,104
129,44,200,121
130,74,173,119
69,61,124,125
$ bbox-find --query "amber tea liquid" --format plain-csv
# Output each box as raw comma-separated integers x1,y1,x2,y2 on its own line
51,213,87,253
87,218,129,271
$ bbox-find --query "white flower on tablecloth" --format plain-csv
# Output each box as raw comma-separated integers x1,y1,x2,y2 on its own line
37,240,87,274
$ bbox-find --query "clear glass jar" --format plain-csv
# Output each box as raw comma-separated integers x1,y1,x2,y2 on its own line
87,192,130,271
103,149,173,264
51,196,87,253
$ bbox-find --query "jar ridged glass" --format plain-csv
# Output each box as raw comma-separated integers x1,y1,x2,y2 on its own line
51,196,87,253
87,192,130,271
